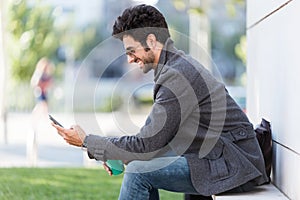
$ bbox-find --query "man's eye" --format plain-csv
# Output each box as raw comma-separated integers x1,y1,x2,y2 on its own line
126,50,135,56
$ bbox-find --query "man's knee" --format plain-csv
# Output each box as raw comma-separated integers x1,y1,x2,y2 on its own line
122,166,151,191
123,161,145,181
125,160,143,174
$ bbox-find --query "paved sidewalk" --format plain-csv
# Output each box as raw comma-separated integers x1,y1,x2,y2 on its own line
0,112,147,167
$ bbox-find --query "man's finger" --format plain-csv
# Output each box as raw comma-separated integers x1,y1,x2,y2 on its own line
103,163,112,176
51,123,67,137
51,123,64,131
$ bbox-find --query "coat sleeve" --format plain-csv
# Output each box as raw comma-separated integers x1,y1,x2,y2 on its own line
85,67,199,162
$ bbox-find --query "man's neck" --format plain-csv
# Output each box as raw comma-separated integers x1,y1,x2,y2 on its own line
153,42,164,69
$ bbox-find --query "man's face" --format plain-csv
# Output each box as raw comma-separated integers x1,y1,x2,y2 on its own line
123,35,156,73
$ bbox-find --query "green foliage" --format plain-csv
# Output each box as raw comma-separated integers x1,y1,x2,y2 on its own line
7,0,60,82
225,0,245,17
6,0,106,113
172,0,187,11
172,0,246,85
188,7,205,15
235,35,246,64
0,168,183,200
7,0,105,83
97,95,123,113
70,25,105,61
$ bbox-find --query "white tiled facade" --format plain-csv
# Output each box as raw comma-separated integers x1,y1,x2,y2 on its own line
247,0,300,199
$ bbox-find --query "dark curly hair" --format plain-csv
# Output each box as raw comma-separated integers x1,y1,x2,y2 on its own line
112,4,170,47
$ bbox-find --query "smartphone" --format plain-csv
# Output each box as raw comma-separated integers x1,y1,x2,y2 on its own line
49,114,64,128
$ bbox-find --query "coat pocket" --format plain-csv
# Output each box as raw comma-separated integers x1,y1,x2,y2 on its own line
205,141,230,182
229,127,255,142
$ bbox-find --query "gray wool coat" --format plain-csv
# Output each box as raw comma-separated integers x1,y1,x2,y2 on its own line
85,38,268,196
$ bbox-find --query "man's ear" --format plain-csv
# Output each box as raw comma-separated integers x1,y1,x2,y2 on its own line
146,34,157,49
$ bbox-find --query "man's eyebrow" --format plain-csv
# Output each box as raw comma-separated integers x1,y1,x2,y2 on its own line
125,46,134,51
125,47,135,55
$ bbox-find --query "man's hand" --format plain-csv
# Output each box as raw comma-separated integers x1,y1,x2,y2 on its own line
51,123,86,147
103,162,113,176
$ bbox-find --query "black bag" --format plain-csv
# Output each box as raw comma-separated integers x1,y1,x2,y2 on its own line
254,118,273,183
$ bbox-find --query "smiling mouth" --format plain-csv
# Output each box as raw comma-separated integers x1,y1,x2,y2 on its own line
134,58,143,67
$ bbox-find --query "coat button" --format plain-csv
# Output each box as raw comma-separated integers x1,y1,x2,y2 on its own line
240,132,246,136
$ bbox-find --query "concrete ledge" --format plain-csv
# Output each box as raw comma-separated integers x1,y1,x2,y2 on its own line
214,184,289,200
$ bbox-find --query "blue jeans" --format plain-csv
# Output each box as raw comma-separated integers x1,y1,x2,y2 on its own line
118,156,200,200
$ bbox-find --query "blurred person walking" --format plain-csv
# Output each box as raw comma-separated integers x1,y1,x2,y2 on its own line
31,57,54,114
29,57,54,165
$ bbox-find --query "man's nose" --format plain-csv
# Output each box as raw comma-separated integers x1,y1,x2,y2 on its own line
127,54,136,63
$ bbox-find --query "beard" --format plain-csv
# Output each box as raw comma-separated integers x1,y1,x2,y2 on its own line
141,50,156,73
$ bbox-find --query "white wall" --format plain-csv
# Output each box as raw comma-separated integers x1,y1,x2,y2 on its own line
247,0,300,199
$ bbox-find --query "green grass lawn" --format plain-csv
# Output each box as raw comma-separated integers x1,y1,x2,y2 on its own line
0,168,183,200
